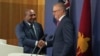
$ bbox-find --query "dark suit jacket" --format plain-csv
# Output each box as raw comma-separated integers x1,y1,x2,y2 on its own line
15,21,46,54
48,15,75,56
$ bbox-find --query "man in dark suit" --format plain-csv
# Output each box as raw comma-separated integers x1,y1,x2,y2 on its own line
38,3,75,56
15,9,46,54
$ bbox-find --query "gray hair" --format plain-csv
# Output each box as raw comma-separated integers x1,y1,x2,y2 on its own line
53,2,66,12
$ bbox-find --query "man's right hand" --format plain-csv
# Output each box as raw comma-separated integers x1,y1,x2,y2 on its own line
37,40,46,48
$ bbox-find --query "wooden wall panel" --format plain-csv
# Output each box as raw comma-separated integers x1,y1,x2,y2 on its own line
0,0,45,45
37,0,45,29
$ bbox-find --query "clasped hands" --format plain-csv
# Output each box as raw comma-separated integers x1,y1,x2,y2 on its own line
37,40,46,48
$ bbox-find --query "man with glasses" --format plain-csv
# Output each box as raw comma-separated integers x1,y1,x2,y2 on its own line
15,9,46,54
38,2,75,56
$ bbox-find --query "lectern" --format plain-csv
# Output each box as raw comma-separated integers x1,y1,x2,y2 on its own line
0,44,23,56
8,53,46,56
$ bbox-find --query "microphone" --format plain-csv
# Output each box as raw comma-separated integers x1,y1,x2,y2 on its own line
31,34,47,56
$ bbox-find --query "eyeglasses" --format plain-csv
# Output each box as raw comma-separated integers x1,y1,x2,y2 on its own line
53,9,62,13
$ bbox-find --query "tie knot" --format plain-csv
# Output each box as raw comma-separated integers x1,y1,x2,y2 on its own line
30,23,33,28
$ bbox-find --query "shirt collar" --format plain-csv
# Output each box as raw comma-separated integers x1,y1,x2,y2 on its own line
25,21,31,26
58,14,66,22
27,22,31,26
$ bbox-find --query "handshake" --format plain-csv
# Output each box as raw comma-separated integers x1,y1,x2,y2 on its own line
37,40,46,48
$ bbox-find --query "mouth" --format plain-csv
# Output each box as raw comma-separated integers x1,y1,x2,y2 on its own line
30,14,36,16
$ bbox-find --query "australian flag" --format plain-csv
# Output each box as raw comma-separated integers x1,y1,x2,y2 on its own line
58,0,70,17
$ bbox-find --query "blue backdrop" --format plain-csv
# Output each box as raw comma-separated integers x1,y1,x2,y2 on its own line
45,0,100,56
45,0,58,56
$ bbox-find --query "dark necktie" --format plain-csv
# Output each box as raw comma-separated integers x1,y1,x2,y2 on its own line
30,23,37,38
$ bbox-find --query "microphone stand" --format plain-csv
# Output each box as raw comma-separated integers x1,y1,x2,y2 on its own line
31,46,37,56
36,47,42,56
31,34,47,56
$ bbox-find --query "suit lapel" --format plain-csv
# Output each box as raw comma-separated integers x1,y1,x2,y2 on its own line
23,21,38,39
34,22,41,39
54,16,67,41
33,23,38,39
55,16,65,34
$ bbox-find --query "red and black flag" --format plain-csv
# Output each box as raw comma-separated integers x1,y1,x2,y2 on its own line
76,0,92,56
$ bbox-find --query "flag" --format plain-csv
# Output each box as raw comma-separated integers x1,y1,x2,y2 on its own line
76,0,92,56
93,0,100,56
58,0,70,17
58,0,70,9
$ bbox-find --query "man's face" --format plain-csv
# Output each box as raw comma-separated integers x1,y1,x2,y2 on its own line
25,9,36,23
53,6,63,20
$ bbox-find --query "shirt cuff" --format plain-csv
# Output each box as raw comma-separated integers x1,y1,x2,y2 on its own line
45,42,47,46
35,41,38,46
